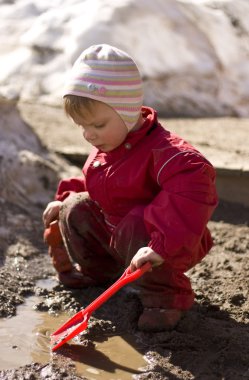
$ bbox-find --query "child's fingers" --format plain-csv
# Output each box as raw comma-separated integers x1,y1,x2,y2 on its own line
130,257,151,272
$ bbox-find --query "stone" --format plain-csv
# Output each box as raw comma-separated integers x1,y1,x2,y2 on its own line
0,99,81,210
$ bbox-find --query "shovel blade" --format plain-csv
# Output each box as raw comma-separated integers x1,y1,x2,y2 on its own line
51,314,89,351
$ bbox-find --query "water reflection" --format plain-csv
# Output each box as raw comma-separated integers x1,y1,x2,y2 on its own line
0,279,146,379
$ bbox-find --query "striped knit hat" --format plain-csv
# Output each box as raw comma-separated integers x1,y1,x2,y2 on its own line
63,44,143,131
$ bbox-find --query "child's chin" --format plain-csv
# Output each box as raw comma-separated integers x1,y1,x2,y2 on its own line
99,145,111,152
95,144,116,152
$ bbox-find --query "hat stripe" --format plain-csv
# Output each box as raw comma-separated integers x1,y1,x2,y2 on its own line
69,90,142,98
73,69,140,78
74,84,142,93
76,70,140,78
75,78,141,86
79,58,137,65
68,82,142,95
84,83,142,91
75,65,138,72
65,89,142,103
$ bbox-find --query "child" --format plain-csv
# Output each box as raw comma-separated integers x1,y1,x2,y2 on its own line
43,44,218,332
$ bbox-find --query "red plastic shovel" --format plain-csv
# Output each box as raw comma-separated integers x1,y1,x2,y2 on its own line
51,262,151,351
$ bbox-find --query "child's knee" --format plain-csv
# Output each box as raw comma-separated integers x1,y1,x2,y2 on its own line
59,192,90,226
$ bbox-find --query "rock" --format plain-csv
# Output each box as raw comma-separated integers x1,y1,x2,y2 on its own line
0,98,81,210
0,0,248,116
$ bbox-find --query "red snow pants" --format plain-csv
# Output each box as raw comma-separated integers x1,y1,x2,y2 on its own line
59,192,213,310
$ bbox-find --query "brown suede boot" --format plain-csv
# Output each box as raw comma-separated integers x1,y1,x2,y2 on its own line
44,220,96,288
138,308,183,332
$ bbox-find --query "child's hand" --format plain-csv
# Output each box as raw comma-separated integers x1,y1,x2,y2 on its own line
130,247,164,272
43,201,63,228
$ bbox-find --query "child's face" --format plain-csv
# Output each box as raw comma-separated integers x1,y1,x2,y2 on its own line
72,101,128,152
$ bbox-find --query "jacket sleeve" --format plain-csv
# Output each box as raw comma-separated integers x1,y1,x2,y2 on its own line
144,151,218,264
55,175,86,201
55,150,96,201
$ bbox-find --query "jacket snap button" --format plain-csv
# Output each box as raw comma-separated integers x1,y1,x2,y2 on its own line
93,160,101,167
125,143,132,150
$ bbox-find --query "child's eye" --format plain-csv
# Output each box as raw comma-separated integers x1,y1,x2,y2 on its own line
95,124,105,129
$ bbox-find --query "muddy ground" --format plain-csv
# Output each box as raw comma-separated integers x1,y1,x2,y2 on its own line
0,104,249,379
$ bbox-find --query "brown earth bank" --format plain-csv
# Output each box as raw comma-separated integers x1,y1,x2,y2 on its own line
0,104,248,380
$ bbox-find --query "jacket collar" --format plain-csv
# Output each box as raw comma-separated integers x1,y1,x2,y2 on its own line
108,106,158,156
123,106,158,146
92,107,158,163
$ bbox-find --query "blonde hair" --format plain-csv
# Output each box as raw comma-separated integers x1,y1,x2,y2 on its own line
63,95,96,119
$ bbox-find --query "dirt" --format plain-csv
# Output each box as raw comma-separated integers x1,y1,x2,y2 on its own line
0,104,249,380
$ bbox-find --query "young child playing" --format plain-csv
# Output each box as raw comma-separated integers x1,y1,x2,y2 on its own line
43,44,218,332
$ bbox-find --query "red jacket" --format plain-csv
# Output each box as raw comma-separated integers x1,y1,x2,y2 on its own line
56,107,218,261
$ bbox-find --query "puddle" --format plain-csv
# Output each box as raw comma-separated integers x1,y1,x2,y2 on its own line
0,278,146,379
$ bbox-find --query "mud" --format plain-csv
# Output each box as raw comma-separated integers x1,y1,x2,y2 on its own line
0,290,146,379
0,105,249,379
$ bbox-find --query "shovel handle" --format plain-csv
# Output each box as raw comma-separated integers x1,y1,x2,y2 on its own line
85,261,151,315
